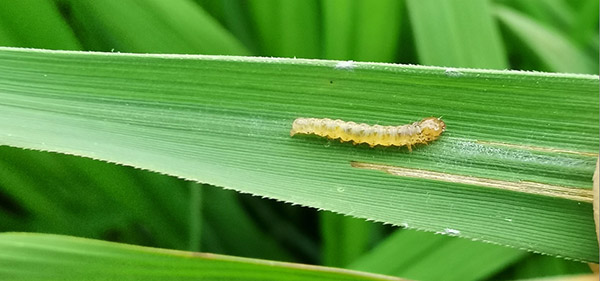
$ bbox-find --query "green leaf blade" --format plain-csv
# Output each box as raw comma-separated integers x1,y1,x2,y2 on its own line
0,233,403,281
0,48,598,262
494,5,596,74
406,0,508,69
0,0,81,50
62,0,249,55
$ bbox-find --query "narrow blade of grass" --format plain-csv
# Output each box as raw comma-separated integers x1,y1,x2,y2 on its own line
406,0,508,69
320,211,374,267
506,255,592,280
62,0,248,54
350,230,527,281
188,182,203,251
0,48,598,261
321,0,354,60
201,186,295,261
352,0,403,62
0,233,404,281
494,5,596,74
0,0,81,50
248,0,320,58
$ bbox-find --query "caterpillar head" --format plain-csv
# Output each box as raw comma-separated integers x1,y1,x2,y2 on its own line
419,117,446,140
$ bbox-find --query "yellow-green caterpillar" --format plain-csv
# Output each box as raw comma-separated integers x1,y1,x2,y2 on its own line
290,117,446,151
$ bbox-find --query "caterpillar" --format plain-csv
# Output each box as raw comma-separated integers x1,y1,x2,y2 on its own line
290,117,445,151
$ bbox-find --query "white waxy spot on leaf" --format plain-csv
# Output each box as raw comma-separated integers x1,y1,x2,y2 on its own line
335,60,355,70
445,68,463,77
437,228,460,236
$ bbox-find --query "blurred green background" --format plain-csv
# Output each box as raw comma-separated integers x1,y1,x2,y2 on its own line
0,0,597,280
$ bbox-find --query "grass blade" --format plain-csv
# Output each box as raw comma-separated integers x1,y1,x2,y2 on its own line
350,230,527,281
494,5,596,74
248,0,320,58
0,233,404,281
0,0,81,50
406,0,508,69
320,211,374,267
62,0,248,54
0,48,597,261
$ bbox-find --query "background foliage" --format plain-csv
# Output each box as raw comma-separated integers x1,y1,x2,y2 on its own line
0,0,598,280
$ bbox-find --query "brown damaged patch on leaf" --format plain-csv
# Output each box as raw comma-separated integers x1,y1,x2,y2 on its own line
351,161,593,203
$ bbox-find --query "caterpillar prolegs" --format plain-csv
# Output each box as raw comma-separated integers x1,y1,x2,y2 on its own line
290,117,446,151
